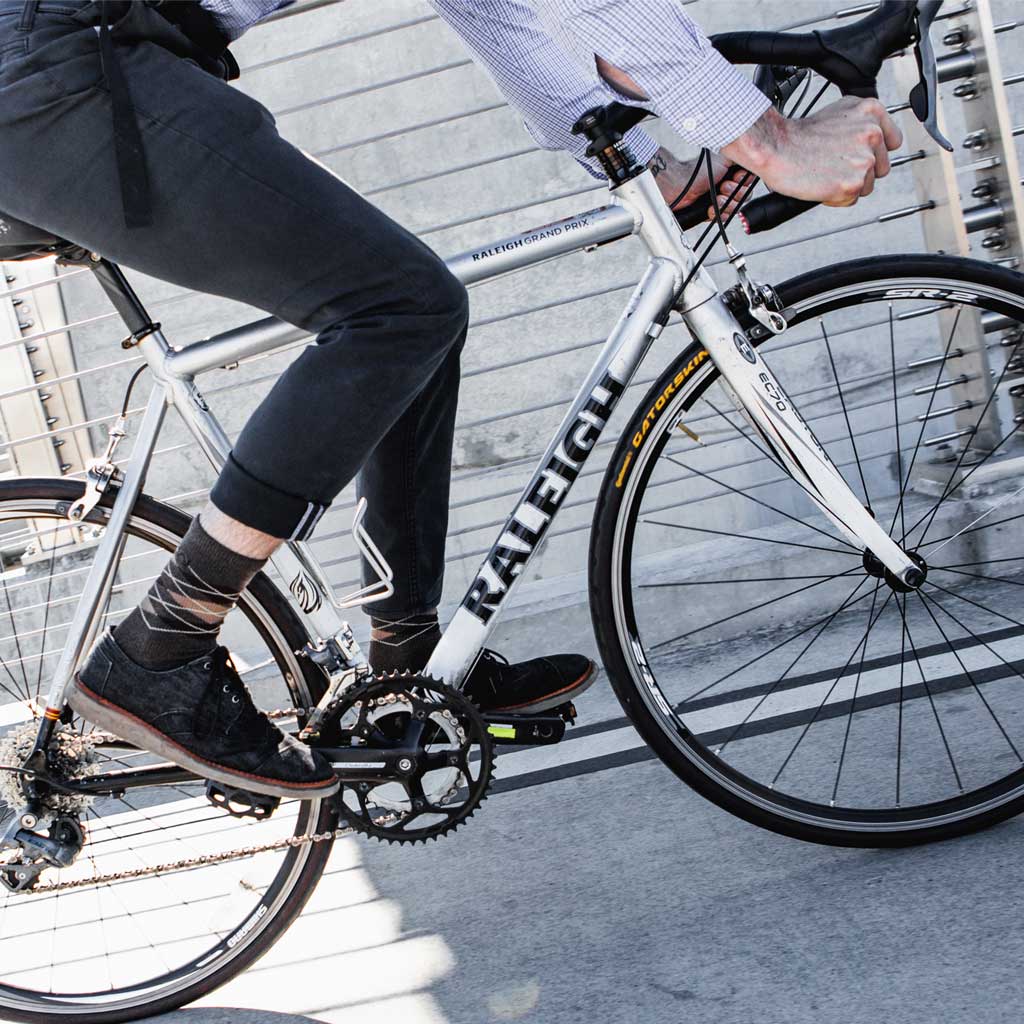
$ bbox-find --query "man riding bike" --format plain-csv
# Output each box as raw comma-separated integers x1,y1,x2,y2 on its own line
0,0,900,800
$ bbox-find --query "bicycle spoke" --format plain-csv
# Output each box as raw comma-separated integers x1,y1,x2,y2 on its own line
703,397,775,465
773,581,891,787
933,567,1024,587
896,593,907,806
831,583,887,804
642,517,857,557
1,570,31,700
664,454,858,550
916,590,1022,762
888,305,907,540
896,306,962,544
643,573,845,587
714,576,870,755
922,590,1024,691
33,529,61,698
821,317,873,510
918,510,1024,551
651,565,860,651
924,580,1024,631
934,555,1024,569
908,380,1023,547
675,578,879,707
897,592,963,792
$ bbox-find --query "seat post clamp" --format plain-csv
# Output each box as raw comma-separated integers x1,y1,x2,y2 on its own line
121,322,161,350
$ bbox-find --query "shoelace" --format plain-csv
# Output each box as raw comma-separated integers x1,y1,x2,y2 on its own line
209,649,279,743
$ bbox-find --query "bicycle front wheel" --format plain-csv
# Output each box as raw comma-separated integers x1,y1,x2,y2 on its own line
591,254,1024,846
0,479,335,1022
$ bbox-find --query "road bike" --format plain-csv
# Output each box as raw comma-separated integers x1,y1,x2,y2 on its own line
0,1,1022,1018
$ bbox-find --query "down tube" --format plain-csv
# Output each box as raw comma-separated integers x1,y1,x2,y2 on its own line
426,257,683,687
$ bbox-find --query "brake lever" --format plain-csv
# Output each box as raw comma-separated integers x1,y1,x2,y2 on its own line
909,0,954,151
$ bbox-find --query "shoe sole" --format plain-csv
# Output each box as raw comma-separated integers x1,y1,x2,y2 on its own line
68,676,340,801
484,660,598,714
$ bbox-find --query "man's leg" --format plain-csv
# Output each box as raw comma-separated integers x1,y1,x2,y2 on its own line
0,8,469,794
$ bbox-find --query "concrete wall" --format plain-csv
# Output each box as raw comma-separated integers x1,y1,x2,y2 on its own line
45,0,1024,636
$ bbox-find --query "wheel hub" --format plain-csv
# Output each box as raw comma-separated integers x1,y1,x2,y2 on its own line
862,548,928,592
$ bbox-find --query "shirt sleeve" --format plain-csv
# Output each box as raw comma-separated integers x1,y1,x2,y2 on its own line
428,0,660,179
540,0,770,151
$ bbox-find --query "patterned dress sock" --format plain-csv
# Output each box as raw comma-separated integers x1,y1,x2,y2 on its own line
368,612,442,676
113,517,266,671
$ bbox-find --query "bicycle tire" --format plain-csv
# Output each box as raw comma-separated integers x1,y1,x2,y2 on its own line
590,254,1024,847
0,478,336,1023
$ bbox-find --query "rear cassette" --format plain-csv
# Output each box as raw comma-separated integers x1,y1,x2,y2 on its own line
328,675,493,845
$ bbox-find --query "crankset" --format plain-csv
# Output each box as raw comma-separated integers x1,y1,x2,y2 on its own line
318,674,493,845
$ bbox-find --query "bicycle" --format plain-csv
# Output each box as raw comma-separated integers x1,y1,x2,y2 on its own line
0,1,1022,1018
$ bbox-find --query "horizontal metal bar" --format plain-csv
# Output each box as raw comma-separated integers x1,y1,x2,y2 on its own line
907,348,964,369
963,200,1003,233
0,267,89,304
877,201,936,223
312,102,506,159
364,146,537,199
241,14,439,74
420,183,604,238
0,353,143,404
913,374,971,395
938,50,976,84
257,0,344,26
916,402,973,422
924,427,976,447
272,59,473,120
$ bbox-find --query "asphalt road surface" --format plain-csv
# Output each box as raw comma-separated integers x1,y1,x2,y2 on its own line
136,601,1024,1024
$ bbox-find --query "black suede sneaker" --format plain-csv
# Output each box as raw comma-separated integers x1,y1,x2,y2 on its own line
462,650,595,713
69,631,339,800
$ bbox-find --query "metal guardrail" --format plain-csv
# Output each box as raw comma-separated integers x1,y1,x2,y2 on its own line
1,0,1022,609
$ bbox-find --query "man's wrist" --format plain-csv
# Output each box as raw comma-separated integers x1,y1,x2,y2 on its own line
721,106,788,177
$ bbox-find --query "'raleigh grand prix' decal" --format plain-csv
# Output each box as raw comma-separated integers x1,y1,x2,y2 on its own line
470,216,594,262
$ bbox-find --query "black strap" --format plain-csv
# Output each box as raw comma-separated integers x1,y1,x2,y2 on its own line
99,1,152,228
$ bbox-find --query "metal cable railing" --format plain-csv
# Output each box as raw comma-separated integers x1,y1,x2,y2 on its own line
1,0,1021,615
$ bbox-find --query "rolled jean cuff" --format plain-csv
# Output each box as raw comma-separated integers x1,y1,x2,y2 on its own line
210,453,328,540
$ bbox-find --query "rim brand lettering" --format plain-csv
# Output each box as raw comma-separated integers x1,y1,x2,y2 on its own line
881,287,979,303
464,371,625,623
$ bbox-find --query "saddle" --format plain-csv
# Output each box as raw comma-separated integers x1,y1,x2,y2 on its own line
0,211,83,262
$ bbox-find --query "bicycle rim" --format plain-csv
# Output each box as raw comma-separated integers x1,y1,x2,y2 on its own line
0,483,333,1020
599,256,1024,842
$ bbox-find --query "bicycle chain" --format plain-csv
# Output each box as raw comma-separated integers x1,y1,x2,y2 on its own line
27,818,383,895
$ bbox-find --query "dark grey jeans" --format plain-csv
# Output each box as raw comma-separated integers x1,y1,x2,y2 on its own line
0,0,469,617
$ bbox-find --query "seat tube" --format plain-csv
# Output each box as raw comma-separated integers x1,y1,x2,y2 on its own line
42,383,170,717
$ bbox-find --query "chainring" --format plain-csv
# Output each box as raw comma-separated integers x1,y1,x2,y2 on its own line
327,674,494,845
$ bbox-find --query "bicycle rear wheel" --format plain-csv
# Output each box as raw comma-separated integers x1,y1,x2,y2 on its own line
591,254,1024,846
0,479,334,1022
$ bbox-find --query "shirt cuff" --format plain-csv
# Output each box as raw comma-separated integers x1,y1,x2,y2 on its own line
656,48,771,151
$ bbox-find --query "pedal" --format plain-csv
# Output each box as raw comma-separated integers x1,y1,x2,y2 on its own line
484,711,568,746
205,780,280,820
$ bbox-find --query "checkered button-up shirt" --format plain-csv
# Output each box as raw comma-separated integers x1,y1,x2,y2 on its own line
201,0,769,169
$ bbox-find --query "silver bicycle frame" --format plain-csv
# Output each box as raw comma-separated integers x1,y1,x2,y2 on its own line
40,168,918,716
